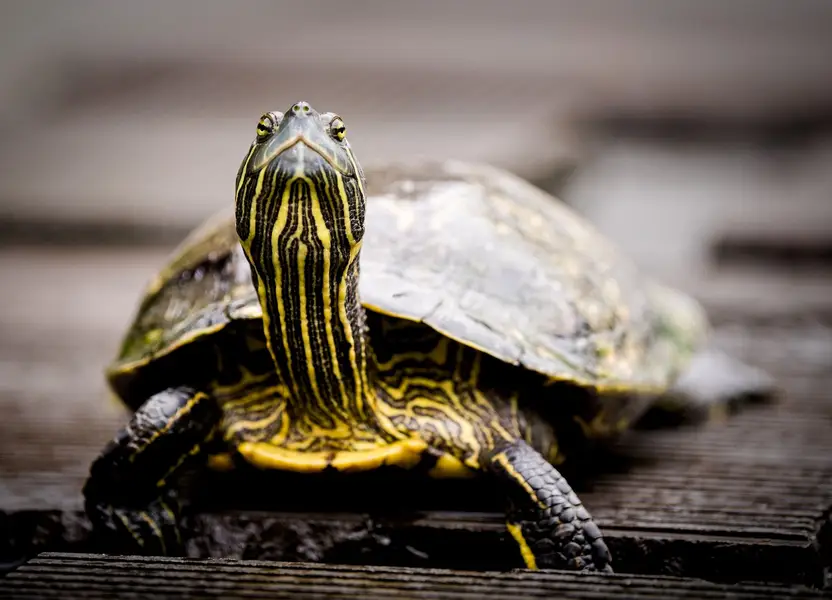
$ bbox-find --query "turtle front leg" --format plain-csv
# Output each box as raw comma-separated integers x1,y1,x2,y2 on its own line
486,440,612,572
82,386,221,556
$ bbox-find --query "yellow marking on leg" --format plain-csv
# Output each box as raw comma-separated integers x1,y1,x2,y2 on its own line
492,452,547,511
506,522,538,570
158,500,181,545
138,510,166,555
156,440,206,488
116,511,145,548
238,439,427,473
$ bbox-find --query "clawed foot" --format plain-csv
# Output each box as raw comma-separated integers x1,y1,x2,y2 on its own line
85,488,184,556
489,440,613,572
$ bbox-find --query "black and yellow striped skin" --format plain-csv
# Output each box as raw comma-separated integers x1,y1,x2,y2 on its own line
86,101,719,572
232,102,402,459
108,306,628,473
211,315,565,469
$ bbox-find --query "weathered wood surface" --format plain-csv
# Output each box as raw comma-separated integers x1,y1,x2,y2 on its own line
0,247,830,590
1,553,830,600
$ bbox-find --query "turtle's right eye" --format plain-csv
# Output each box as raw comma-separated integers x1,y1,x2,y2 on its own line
256,112,282,140
329,116,347,142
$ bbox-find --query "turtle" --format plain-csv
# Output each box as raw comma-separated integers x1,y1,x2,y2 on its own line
83,101,774,572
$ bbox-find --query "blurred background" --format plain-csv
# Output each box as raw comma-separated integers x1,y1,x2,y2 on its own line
2,1,832,288
1,0,831,515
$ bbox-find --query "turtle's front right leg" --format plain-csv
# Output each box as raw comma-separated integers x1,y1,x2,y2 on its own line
486,440,613,572
82,386,221,555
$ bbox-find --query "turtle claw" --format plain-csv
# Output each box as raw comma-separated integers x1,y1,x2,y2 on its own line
489,440,613,573
86,489,184,556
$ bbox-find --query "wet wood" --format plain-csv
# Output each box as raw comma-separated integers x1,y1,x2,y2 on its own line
0,248,830,591
1,553,830,600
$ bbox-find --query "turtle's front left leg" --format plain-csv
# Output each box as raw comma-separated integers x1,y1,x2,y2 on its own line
82,386,221,556
486,439,613,572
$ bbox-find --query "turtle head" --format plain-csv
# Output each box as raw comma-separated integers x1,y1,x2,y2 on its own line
234,101,366,279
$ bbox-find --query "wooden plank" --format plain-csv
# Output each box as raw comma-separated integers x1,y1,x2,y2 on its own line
0,553,829,600
2,376,829,586
0,248,830,588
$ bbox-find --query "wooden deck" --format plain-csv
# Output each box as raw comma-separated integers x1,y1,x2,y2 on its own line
1,553,830,599
0,245,830,596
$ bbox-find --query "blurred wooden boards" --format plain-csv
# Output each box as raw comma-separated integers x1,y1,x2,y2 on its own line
6,0,832,230
0,247,830,589
1,553,830,600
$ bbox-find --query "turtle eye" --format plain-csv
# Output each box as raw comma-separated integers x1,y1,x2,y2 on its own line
256,112,282,140
329,116,346,142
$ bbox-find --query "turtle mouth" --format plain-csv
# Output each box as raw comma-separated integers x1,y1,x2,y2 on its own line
271,135,354,177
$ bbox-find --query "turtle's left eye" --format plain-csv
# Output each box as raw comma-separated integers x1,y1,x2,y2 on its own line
329,117,346,142
256,112,282,140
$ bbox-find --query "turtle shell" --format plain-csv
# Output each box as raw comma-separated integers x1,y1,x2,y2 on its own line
108,160,708,405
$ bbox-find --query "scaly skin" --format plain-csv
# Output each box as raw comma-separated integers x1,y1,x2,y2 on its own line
489,441,612,571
